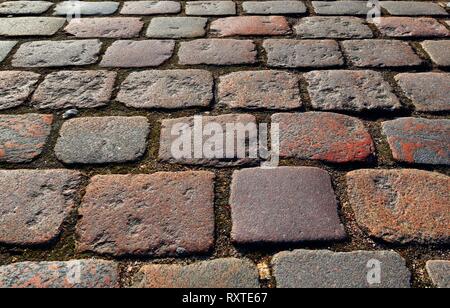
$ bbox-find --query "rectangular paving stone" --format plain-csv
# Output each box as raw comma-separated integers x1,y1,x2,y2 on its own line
421,40,450,67
77,171,215,256
382,117,450,165
54,1,119,16
0,169,81,245
426,261,450,288
294,16,373,39
135,258,260,288
0,114,53,163
272,112,375,163
230,167,346,244
381,1,448,16
55,116,150,164
210,16,291,37
0,41,16,63
32,70,116,110
264,39,344,68
346,169,450,244
311,1,371,15
0,260,118,288
0,17,65,36
373,17,449,37
0,1,53,15
117,69,213,109
186,1,236,16
121,1,181,15
65,17,144,38
272,250,411,288
305,70,401,112
0,71,40,110
178,39,257,65
242,1,307,15
146,17,207,38
12,40,102,67
100,40,175,68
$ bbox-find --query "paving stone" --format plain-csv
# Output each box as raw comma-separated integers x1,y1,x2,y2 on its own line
311,1,371,15
242,1,307,15
294,17,373,39
395,73,450,112
381,1,448,16
135,258,259,288
0,260,118,288
381,117,450,165
65,17,144,38
117,69,213,109
55,116,150,164
0,114,53,163
426,260,450,288
12,40,101,67
272,112,375,163
421,40,450,67
178,39,257,65
77,171,215,256
121,1,181,15
159,114,259,167
210,16,290,37
186,1,236,16
230,167,346,244
0,169,81,245
32,71,116,110
272,250,411,288
264,39,344,68
0,41,16,63
100,40,175,67
304,70,401,112
0,1,53,15
346,169,450,244
54,1,119,16
0,71,40,110
373,17,449,37
0,17,65,36
218,70,301,110
146,17,207,38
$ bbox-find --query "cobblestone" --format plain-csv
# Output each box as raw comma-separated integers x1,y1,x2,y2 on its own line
242,1,307,15
146,17,207,38
210,16,291,37
65,17,144,38
311,1,371,15
0,17,65,36
426,260,450,288
54,1,119,16
0,71,40,110
421,40,450,67
294,17,373,39
373,17,449,37
186,1,236,16
0,41,16,63
121,1,181,15
0,1,53,15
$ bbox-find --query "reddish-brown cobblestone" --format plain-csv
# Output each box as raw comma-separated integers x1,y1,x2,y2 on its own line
210,16,291,37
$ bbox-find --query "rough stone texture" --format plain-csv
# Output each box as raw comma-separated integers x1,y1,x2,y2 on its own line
32,71,116,110
218,70,301,110
381,1,448,16
305,70,401,112
342,40,423,67
146,17,207,38
0,169,81,245
0,1,52,15
54,1,119,16
178,39,257,65
264,39,344,68
272,250,411,288
117,69,213,109
0,71,40,110
311,1,371,15
12,40,102,68
121,1,181,15
395,73,450,112
135,259,259,288
230,167,346,244
374,17,449,37
77,171,215,256
0,41,16,63
272,112,375,163
426,261,450,288
0,114,53,163
186,1,236,16
381,117,450,165
0,17,65,36
65,18,144,38
242,1,307,15
0,260,118,288
346,169,450,244
421,40,450,67
100,40,175,67
55,116,150,164
210,16,290,37
294,17,373,39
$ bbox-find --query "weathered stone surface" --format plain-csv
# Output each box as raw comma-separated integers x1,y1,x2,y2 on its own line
121,1,181,15
12,40,102,67
273,112,374,163
0,71,40,110
0,169,81,245
395,73,450,112
294,17,373,39
381,1,448,16
55,116,150,164
117,70,213,109
211,16,290,37
346,169,450,244
311,1,371,15
32,71,116,110
146,17,207,38
135,258,259,288
0,17,65,36
0,260,118,288
0,1,52,15
230,167,346,244
272,250,411,288
54,1,119,16
421,40,450,67
374,17,449,37
186,1,236,16
305,70,401,112
426,261,450,288
218,70,301,110
381,117,450,165
77,171,215,256
65,17,144,38
100,40,175,67
243,1,307,15
342,40,423,67
264,39,344,68
0,114,53,163
0,41,16,63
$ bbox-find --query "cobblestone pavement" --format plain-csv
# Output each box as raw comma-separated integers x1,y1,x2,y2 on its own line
0,0,449,289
